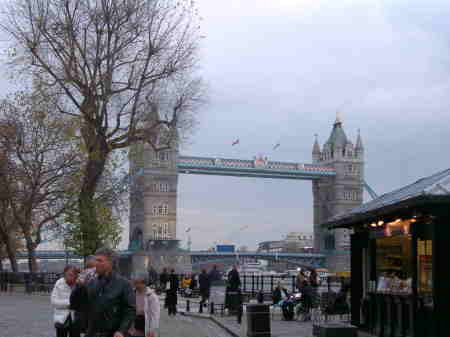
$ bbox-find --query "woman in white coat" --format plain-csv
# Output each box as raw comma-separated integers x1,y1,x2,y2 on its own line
129,272,160,337
51,265,79,337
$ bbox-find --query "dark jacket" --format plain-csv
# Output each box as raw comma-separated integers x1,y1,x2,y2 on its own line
159,271,169,286
166,273,179,306
85,272,136,336
208,268,221,286
70,283,90,332
198,272,210,294
272,287,288,304
189,275,197,290
227,269,241,290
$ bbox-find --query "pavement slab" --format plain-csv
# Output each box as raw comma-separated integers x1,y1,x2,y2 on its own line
0,293,232,337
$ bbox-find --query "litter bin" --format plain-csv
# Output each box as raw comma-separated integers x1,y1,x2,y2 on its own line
246,303,270,337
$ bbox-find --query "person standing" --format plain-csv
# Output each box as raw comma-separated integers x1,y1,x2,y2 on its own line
70,256,97,336
51,265,80,337
158,268,169,308
227,265,241,291
208,265,221,286
85,248,136,337
159,268,168,292
198,269,210,309
166,269,179,316
129,273,160,337
296,270,306,292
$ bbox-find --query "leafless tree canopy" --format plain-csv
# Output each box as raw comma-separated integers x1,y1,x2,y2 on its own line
2,0,206,256
3,0,204,150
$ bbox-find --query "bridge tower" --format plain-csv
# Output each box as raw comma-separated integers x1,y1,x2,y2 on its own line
312,114,364,272
129,106,179,251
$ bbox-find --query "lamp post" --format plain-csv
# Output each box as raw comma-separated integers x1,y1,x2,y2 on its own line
185,227,192,251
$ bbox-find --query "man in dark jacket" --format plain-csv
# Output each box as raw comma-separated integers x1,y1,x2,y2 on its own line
84,248,135,337
166,269,179,316
198,269,210,308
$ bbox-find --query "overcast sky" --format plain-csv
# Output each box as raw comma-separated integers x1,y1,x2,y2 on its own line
173,0,450,250
3,0,450,251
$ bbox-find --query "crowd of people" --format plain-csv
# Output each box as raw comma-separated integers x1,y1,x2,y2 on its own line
48,251,337,336
50,248,160,337
49,252,241,337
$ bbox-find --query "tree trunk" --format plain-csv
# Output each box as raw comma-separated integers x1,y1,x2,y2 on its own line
25,236,38,273
0,233,19,272
78,135,110,257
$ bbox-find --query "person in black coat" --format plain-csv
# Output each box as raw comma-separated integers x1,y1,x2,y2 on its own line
198,269,210,308
227,265,241,291
166,269,179,316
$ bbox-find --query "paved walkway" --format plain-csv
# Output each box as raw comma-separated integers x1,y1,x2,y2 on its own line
177,297,314,337
0,293,232,337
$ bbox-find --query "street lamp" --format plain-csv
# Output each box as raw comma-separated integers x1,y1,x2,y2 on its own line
185,227,192,251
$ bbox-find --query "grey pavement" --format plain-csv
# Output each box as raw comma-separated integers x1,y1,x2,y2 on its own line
176,297,314,337
0,293,232,337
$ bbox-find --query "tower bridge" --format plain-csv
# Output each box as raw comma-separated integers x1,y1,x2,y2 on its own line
128,115,365,273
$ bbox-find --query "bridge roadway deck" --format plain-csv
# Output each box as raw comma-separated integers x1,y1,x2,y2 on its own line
18,250,326,260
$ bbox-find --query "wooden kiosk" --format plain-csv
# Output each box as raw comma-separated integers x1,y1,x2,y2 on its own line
324,168,450,337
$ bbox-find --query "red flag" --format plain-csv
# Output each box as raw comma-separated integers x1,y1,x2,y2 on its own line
232,139,240,146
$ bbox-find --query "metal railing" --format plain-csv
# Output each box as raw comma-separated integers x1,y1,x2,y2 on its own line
0,271,61,294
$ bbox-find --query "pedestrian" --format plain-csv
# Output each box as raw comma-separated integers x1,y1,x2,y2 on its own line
51,265,80,337
208,265,221,286
227,265,241,291
159,267,169,307
198,269,210,309
166,269,179,316
189,273,198,291
70,255,97,336
129,272,160,337
296,269,306,292
159,268,169,291
85,247,136,337
147,266,158,287
0,271,7,292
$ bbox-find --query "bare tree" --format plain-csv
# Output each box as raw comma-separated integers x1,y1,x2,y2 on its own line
0,90,81,272
2,0,206,253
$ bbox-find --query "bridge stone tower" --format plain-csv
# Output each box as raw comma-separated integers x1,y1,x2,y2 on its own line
129,110,179,251
312,114,364,272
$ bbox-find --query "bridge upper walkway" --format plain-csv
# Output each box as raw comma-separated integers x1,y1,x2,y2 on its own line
177,155,335,180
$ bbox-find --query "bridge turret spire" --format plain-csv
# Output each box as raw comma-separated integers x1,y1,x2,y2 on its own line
312,134,321,163
356,129,364,150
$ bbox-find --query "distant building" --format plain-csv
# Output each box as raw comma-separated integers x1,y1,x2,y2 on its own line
257,232,314,253
284,232,314,252
257,240,284,253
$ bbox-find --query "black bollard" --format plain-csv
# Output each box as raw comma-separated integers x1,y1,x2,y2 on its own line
210,302,215,315
237,304,243,324
199,301,203,313
186,299,190,312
